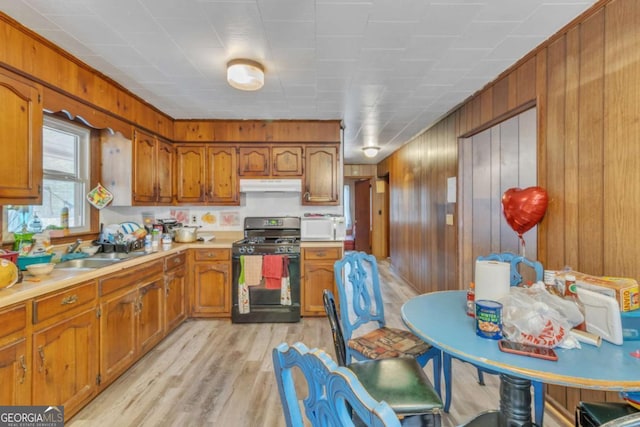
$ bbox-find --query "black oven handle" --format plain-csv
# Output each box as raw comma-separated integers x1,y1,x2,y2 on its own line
232,253,300,260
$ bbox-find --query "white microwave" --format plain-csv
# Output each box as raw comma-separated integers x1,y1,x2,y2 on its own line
301,217,346,241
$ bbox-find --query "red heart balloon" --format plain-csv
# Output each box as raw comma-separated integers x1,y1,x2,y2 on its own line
502,186,549,237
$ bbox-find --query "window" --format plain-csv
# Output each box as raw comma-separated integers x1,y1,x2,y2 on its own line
4,115,91,237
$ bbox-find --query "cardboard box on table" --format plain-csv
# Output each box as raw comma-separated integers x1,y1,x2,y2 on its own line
557,270,639,312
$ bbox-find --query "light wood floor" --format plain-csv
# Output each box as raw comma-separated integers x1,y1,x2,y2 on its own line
69,260,571,427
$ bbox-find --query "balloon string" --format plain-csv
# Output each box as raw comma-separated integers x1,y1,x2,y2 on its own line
519,234,526,258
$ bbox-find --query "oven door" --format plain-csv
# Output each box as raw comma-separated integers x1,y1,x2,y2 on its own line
231,253,301,323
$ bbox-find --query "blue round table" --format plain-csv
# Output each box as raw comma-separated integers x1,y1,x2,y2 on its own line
401,291,640,426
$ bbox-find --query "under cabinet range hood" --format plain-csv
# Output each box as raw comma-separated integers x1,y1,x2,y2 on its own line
239,178,302,193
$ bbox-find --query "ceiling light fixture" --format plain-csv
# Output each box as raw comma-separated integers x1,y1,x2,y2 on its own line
362,146,381,158
226,59,264,91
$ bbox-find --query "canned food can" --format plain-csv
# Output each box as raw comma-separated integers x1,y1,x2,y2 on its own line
475,300,503,340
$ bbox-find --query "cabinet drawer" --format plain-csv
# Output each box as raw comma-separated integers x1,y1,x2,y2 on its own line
33,281,97,324
165,252,186,271
0,304,27,340
194,249,229,261
100,259,163,296
303,247,341,260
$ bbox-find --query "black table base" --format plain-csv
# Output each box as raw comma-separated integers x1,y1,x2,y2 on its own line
463,374,535,427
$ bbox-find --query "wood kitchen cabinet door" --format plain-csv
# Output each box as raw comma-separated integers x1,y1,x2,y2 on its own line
303,145,339,205
0,68,43,204
176,144,206,203
192,249,231,316
272,146,303,176
0,303,30,405
239,146,270,176
99,286,138,387
132,128,158,204
138,278,165,355
165,259,186,333
192,263,230,316
32,307,99,417
301,247,341,316
207,145,238,205
156,138,174,204
0,339,30,405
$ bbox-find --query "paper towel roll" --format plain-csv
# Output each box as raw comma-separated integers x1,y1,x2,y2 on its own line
475,260,511,302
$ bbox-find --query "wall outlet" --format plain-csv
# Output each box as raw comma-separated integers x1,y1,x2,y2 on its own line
191,215,198,224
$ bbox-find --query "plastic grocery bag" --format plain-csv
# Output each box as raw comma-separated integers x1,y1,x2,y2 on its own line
501,282,583,349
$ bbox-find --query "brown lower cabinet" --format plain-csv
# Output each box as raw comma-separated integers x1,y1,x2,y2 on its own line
165,251,187,332
31,280,99,416
191,249,231,317
301,246,342,316
99,259,164,388
0,303,30,405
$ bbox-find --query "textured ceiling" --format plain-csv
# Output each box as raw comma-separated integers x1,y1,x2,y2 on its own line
1,0,596,163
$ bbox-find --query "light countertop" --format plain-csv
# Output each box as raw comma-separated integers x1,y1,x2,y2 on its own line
0,237,343,309
0,239,237,310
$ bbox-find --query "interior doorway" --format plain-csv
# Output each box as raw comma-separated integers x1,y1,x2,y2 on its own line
354,179,371,252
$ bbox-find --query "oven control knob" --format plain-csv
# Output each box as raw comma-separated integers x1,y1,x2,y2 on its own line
238,246,245,254
287,246,294,253
247,246,255,254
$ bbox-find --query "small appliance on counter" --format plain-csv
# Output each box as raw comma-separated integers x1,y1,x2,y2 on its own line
300,214,346,241
157,218,182,234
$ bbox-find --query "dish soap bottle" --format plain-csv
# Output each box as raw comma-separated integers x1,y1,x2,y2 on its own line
60,206,69,229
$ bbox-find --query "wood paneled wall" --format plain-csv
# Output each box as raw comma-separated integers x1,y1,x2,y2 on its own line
379,0,636,418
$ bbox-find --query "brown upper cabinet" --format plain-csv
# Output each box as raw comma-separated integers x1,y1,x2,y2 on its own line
132,129,174,205
303,145,340,205
273,146,303,176
0,68,43,204
239,146,270,176
175,144,239,205
239,145,303,177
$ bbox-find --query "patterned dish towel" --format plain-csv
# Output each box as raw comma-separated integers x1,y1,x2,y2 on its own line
238,255,250,314
244,255,263,286
281,256,291,305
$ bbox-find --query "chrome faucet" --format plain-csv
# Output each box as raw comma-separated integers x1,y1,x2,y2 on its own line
67,239,82,253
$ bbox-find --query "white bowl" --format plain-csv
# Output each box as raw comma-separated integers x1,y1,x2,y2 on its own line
26,262,55,277
81,246,100,256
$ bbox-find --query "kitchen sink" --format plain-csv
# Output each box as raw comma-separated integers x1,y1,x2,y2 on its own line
55,258,122,270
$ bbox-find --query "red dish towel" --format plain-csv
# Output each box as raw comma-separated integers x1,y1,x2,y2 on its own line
263,255,283,289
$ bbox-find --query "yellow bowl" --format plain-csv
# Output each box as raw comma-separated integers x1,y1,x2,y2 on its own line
0,259,18,288
26,262,55,277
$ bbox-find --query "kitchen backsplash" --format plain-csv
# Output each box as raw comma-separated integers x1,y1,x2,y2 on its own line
100,192,342,231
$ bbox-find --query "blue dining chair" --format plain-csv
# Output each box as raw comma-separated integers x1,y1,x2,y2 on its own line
442,252,545,425
323,290,443,426
272,342,402,427
333,251,443,399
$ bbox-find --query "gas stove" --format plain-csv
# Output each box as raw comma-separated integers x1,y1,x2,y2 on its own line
232,217,301,256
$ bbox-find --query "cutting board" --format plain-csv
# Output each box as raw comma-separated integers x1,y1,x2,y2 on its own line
577,287,623,345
